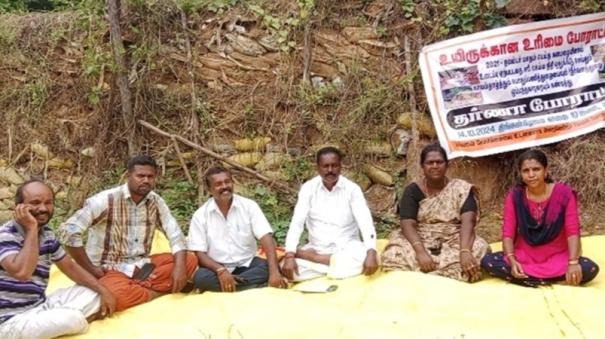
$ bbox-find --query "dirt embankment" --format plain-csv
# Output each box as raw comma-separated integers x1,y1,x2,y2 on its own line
0,1,603,242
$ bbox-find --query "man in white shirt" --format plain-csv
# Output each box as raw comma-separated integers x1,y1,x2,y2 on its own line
281,147,379,281
188,167,287,292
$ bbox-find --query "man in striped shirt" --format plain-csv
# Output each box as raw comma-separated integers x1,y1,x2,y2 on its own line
0,180,115,339
59,155,197,311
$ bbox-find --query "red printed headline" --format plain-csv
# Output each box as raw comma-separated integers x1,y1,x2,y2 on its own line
439,26,605,65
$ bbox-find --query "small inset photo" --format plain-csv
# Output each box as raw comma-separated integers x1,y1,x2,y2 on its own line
439,66,480,90
590,43,605,79
442,86,484,109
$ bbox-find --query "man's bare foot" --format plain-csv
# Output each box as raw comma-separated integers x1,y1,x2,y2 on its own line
149,290,166,300
296,248,331,265
296,248,319,261
86,311,102,323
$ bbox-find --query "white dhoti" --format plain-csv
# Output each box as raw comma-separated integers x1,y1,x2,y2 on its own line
0,285,100,339
292,241,367,281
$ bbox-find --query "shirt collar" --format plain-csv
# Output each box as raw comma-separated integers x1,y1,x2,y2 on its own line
319,175,345,192
209,194,240,214
13,220,49,236
121,183,132,200
121,183,153,204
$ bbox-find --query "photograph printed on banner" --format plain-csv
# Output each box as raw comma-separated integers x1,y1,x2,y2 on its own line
439,66,484,109
589,43,605,79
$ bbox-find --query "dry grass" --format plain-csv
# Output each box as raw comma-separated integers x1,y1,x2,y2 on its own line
546,134,605,204
0,1,603,236
497,133,605,206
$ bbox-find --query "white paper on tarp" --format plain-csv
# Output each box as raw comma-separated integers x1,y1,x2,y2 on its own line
419,12,605,158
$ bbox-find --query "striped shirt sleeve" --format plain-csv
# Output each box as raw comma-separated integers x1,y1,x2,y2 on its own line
45,231,66,262
58,192,109,247
0,230,20,263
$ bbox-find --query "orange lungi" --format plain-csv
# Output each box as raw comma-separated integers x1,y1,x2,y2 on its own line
99,252,198,311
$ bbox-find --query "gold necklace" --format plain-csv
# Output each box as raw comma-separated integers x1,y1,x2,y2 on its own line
525,185,550,221
525,183,551,203
423,177,448,197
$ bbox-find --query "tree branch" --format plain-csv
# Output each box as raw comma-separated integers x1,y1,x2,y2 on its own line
138,120,295,194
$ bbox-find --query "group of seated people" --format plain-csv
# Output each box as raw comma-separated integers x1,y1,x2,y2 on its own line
0,144,600,338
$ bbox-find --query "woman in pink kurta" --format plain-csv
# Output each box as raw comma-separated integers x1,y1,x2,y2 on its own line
481,149,599,287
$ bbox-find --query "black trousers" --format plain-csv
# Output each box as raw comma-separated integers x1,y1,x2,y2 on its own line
481,251,599,287
193,257,269,292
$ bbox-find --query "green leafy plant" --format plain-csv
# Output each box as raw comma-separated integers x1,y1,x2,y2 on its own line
250,185,292,245
297,0,314,21
398,0,415,19
299,82,340,106
87,84,103,106
158,178,199,233
283,157,313,184
249,0,314,52
80,11,111,106
48,201,68,230
178,0,239,14
0,0,93,12
24,78,49,123
0,0,26,13
397,0,508,37
442,0,507,35
578,0,604,12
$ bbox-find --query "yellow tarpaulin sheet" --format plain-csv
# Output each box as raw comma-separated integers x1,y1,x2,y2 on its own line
48,234,605,338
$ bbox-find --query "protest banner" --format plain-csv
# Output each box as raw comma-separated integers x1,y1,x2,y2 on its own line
419,12,605,158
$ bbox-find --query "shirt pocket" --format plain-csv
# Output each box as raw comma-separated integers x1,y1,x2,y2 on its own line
233,221,255,245
125,224,148,255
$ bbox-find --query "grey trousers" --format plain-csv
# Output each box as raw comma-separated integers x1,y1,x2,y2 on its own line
193,257,269,292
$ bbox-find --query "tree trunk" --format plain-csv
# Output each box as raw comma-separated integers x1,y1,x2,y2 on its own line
107,0,136,155
176,4,204,201
404,34,421,184
302,20,313,85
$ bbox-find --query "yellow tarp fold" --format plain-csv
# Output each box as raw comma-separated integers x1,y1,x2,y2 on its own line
48,234,604,338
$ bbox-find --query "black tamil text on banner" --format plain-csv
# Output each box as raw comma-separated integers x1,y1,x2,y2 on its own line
420,12,605,158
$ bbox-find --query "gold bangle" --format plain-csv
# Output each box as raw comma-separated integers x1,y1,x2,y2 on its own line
216,267,227,275
568,260,579,265
411,241,422,248
460,249,471,254
505,253,516,259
